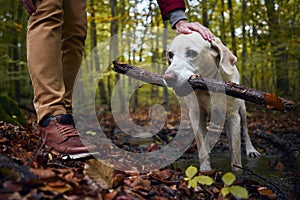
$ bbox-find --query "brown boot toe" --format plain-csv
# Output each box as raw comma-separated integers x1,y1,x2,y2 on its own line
41,114,98,159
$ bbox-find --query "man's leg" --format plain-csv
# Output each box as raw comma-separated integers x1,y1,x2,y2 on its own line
26,0,97,158
27,0,66,123
61,0,87,113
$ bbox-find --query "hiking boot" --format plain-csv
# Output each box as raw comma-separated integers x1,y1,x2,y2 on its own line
40,114,98,159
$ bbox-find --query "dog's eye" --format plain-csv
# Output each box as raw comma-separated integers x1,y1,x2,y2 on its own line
186,49,198,58
168,51,174,64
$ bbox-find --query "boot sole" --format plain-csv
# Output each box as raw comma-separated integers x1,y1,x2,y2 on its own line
44,145,99,160
61,151,99,160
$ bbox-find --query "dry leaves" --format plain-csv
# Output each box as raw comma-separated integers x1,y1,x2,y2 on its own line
84,159,115,189
0,104,299,199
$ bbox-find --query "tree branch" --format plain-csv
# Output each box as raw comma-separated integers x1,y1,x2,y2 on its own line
112,61,294,112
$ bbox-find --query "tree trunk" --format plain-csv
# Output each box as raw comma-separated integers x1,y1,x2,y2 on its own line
202,0,209,28
12,1,24,102
265,0,289,94
228,0,237,55
241,0,247,85
90,0,107,105
110,0,124,112
220,0,227,44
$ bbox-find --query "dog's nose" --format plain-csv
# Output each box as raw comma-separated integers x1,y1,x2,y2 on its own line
163,72,177,87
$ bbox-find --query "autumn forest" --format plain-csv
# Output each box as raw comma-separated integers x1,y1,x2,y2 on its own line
0,0,300,199
1,0,300,107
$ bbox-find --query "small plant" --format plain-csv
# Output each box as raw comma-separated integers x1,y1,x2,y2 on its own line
184,166,249,199
221,172,249,199
184,165,214,188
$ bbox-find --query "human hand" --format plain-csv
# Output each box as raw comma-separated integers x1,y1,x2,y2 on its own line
22,0,35,15
175,20,215,42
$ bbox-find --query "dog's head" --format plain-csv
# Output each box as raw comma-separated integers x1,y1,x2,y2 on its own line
163,31,237,96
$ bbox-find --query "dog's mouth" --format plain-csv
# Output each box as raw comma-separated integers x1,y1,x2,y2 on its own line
172,75,198,97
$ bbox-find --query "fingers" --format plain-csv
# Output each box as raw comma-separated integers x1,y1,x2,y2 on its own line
187,22,215,42
175,20,192,34
176,26,192,34
175,20,215,42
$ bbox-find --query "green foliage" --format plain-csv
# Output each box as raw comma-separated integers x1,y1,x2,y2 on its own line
0,94,27,126
184,166,214,188
222,172,236,186
221,172,249,199
224,185,249,199
184,166,249,199
0,0,31,107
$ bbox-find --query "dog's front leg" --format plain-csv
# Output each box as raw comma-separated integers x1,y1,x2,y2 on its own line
239,102,261,157
197,115,212,172
225,111,242,172
185,94,212,172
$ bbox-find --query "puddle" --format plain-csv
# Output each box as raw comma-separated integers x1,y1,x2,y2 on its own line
212,151,294,184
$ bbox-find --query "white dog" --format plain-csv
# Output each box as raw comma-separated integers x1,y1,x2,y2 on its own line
163,32,260,172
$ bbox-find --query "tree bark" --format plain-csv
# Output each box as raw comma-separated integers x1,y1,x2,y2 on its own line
220,0,227,44
12,1,24,103
228,0,237,55
241,0,247,85
89,0,107,105
202,0,209,28
265,0,289,94
112,61,294,112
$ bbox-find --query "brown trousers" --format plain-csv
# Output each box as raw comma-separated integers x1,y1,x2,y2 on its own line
27,0,87,122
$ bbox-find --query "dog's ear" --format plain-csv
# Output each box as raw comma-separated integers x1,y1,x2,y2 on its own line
211,38,237,75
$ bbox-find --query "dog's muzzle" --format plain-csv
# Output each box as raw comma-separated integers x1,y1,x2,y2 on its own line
163,72,194,97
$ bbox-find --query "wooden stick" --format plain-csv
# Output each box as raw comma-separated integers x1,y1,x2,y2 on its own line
112,61,294,112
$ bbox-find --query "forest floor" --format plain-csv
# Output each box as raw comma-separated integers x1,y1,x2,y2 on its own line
0,102,299,200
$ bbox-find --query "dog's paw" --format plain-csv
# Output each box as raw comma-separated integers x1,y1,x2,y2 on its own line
199,163,212,172
246,149,261,158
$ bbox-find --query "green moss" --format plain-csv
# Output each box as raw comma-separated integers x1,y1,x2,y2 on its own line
0,95,27,126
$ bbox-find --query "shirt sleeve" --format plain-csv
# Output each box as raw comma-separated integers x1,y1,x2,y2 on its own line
167,9,188,28
156,0,186,20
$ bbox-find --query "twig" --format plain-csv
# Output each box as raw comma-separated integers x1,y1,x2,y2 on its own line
233,164,289,200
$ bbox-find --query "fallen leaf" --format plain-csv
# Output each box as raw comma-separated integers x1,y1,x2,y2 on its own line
150,169,177,184
2,180,23,192
30,168,56,179
0,167,21,181
258,187,276,199
152,169,171,180
274,161,284,171
104,191,118,200
39,181,72,194
0,137,8,143
112,173,124,187
146,143,159,152
64,170,79,187
264,93,285,111
131,176,151,191
84,159,115,189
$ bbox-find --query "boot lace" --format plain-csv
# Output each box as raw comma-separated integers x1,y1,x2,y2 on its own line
54,120,80,139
